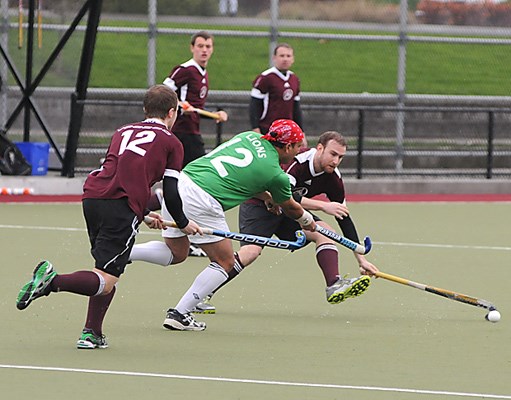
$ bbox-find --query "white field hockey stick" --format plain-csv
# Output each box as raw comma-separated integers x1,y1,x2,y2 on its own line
375,271,498,312
315,225,372,255
179,101,221,120
143,216,306,251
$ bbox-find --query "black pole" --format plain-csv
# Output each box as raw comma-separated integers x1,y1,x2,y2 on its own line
356,110,365,179
216,107,223,146
0,1,89,152
486,111,494,179
23,0,36,142
62,0,103,177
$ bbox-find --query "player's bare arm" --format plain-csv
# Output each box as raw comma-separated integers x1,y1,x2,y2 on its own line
144,211,166,230
180,220,202,236
279,197,316,231
300,197,349,220
253,191,282,215
354,254,379,276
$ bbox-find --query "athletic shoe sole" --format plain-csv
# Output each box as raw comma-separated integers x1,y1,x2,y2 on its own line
16,261,56,310
191,303,216,314
191,308,216,315
77,339,108,349
163,318,206,331
327,276,371,304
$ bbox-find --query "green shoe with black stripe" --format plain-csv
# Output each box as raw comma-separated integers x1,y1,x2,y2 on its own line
16,260,56,310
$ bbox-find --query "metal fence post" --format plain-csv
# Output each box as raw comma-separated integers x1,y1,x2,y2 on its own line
147,0,157,87
356,109,365,179
395,0,408,172
62,0,103,177
486,111,494,179
0,0,8,129
23,0,36,142
269,0,279,66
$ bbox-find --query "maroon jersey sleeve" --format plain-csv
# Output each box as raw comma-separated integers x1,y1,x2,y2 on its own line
83,121,184,220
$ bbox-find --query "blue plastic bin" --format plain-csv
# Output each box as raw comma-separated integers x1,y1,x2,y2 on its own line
14,142,50,176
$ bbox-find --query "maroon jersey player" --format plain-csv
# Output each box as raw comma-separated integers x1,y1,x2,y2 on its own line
15,85,200,349
163,31,228,166
249,43,303,134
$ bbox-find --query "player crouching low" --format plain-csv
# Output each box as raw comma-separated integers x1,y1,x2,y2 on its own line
192,129,378,314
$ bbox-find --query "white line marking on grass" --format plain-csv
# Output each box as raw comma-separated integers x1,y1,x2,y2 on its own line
0,224,158,235
2,224,511,251
0,364,510,399
374,241,511,252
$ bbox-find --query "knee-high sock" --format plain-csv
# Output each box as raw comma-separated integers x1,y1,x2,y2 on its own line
130,241,173,266
315,243,339,287
211,252,244,295
84,285,116,336
50,270,101,296
175,263,228,314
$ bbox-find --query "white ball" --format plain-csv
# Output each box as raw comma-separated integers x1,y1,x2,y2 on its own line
486,310,501,323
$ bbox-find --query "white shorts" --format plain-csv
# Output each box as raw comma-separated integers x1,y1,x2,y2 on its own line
161,172,227,244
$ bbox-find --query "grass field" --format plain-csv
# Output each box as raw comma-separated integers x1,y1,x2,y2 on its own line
6,20,511,95
1,201,510,399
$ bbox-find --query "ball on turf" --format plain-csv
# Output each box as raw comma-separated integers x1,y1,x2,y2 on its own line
485,310,501,323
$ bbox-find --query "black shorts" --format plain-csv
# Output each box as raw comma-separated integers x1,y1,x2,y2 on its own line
174,132,205,166
238,201,319,247
82,198,140,278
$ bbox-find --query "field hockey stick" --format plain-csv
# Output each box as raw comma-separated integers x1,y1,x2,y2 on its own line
179,101,221,120
37,0,42,49
18,0,23,49
143,216,307,251
375,271,498,312
315,225,372,255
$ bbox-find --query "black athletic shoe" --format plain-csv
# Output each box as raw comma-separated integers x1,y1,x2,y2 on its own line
163,308,206,331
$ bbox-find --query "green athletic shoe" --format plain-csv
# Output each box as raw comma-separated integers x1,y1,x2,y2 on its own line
326,275,371,304
77,329,108,349
16,261,57,310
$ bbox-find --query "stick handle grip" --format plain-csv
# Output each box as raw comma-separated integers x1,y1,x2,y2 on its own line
143,216,213,234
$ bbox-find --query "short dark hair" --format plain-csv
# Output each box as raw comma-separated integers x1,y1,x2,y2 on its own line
143,85,178,119
191,31,213,45
318,131,347,148
273,43,293,55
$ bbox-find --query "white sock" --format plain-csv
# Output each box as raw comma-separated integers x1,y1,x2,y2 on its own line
175,263,228,313
129,241,173,266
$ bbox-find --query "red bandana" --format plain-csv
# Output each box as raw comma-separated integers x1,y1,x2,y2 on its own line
261,119,304,144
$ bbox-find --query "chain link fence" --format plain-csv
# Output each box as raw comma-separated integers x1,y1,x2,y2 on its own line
1,0,510,177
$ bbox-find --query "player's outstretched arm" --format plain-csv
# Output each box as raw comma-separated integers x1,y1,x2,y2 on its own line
300,197,349,220
279,198,316,231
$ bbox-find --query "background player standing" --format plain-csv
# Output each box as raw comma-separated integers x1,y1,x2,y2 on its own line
250,43,303,134
163,31,228,257
163,31,228,166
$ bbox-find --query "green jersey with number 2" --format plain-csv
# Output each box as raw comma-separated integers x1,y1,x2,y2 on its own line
183,131,292,211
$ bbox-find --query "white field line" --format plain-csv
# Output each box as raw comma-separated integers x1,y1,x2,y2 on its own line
0,223,159,235
372,241,511,252
1,223,511,251
0,364,510,399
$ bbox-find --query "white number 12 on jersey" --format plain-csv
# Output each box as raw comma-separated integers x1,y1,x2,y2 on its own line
119,130,156,156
